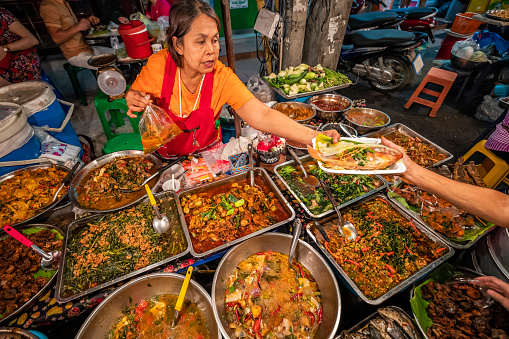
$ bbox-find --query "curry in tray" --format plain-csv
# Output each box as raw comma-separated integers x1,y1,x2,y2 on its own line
316,198,447,300
63,196,187,298
225,251,322,339
180,179,290,254
0,166,67,225
76,156,157,210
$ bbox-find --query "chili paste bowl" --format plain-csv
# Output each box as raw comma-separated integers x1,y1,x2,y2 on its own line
212,233,341,339
308,93,352,122
75,272,220,339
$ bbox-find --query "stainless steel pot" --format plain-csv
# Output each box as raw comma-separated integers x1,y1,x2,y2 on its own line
308,93,352,121
76,273,220,339
344,108,391,135
212,233,341,338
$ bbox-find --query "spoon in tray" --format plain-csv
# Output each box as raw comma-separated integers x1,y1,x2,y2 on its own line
145,184,170,234
319,179,358,241
37,161,81,210
119,157,184,193
248,143,261,189
287,147,319,187
3,225,61,270
338,122,355,138
288,218,302,267
171,266,193,329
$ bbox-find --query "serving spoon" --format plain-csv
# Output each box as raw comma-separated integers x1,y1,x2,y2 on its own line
3,225,61,270
37,162,80,211
171,266,193,329
287,147,319,187
119,157,184,193
288,218,302,267
319,179,358,241
145,184,170,234
338,122,355,138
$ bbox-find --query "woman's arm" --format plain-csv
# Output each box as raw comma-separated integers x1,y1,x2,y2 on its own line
235,97,338,144
5,21,39,51
382,137,509,227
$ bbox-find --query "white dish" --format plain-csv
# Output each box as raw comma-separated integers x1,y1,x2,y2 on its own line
311,137,407,175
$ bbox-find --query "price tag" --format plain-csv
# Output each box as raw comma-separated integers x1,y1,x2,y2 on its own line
412,53,424,75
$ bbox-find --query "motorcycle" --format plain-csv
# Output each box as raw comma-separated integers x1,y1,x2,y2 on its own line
338,29,428,91
387,7,438,43
351,0,387,14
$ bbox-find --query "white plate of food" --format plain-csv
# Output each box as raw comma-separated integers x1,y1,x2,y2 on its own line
309,135,406,174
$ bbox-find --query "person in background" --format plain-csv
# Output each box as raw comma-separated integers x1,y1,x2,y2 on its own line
485,111,509,164
39,0,113,70
0,8,40,87
381,137,509,227
146,0,171,21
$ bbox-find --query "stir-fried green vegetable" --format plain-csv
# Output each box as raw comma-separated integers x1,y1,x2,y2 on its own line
278,162,382,215
63,196,187,296
266,63,351,95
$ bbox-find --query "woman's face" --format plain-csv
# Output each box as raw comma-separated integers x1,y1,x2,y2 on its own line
175,13,220,75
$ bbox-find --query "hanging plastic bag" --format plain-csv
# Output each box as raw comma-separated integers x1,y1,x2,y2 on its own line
139,102,182,154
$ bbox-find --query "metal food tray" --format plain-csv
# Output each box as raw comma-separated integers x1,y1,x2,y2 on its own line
334,306,420,339
386,185,495,249
363,123,453,167
176,167,295,257
69,150,163,213
0,164,70,227
273,155,387,219
306,193,454,305
262,77,353,99
0,224,64,325
484,12,509,22
55,191,191,303
410,266,484,339
500,96,509,110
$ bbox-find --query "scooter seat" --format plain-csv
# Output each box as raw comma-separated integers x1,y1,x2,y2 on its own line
348,11,399,30
389,7,437,19
351,29,415,48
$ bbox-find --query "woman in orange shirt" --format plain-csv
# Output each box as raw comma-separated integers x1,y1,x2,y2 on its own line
127,0,338,158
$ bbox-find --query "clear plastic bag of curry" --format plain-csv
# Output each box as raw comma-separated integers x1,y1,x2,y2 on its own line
139,103,182,154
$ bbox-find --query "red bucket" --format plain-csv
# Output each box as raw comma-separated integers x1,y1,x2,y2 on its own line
118,20,153,59
435,33,469,60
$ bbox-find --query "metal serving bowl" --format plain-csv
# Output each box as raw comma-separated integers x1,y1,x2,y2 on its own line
319,122,358,138
76,273,221,339
272,101,316,123
308,93,353,121
212,233,341,339
344,107,391,135
450,54,489,71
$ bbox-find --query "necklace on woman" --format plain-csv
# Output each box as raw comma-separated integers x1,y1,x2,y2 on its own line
178,67,205,118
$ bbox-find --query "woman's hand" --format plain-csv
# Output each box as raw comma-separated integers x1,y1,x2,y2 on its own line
87,15,100,25
472,276,509,311
126,89,152,118
318,129,340,143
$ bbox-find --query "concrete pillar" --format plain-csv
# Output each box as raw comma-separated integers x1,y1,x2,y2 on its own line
282,0,309,69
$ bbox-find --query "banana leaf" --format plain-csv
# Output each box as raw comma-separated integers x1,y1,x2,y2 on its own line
388,185,494,244
409,263,472,336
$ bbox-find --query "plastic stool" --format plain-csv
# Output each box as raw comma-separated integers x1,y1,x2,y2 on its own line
463,140,509,188
95,89,140,140
102,133,143,154
440,61,473,103
404,67,458,117
64,63,95,106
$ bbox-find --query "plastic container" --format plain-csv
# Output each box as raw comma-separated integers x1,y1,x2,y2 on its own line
219,117,236,144
435,33,471,60
118,20,153,59
451,12,483,34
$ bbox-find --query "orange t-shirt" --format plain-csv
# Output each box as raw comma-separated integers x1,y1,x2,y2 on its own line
131,50,254,118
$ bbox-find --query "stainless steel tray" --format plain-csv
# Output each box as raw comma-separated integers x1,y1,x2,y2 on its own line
273,155,387,219
0,224,64,325
484,11,509,22
306,193,454,305
363,123,453,167
386,184,495,249
500,96,509,110
0,164,70,227
487,228,509,280
55,191,190,303
263,77,353,99
176,167,295,257
69,150,163,213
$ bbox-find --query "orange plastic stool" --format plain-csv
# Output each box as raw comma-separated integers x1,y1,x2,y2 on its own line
404,67,458,117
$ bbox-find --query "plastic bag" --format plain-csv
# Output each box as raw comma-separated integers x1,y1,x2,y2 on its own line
475,95,505,122
451,38,479,60
139,103,182,154
247,75,276,103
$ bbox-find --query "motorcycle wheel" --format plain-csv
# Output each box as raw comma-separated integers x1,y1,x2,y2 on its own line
367,56,414,91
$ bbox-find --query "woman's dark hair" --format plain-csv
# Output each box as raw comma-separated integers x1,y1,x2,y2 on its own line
166,0,221,68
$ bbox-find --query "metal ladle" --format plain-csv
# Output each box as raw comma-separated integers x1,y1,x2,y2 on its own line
338,122,355,138
144,184,170,234
287,147,319,187
3,225,61,270
288,218,303,267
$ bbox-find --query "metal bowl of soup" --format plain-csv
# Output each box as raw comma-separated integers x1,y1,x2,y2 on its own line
75,273,221,339
308,93,352,121
272,102,316,123
344,107,391,135
212,233,341,339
